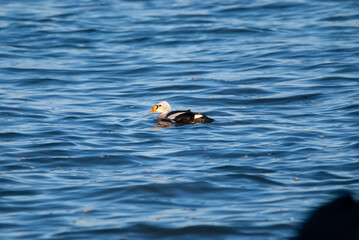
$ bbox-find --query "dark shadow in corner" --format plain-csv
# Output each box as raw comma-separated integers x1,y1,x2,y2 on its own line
296,193,359,240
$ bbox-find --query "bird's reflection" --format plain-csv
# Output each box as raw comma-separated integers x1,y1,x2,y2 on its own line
152,119,190,130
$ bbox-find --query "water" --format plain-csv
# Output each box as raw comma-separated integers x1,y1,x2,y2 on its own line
1,0,359,239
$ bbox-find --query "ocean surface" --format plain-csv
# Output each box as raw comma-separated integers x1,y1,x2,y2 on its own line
1,0,359,239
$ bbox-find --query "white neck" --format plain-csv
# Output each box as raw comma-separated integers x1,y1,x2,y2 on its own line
157,112,168,119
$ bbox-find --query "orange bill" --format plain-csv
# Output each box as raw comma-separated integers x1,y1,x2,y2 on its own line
148,105,157,113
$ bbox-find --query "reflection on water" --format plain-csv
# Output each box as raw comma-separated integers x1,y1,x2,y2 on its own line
153,118,215,129
154,119,176,129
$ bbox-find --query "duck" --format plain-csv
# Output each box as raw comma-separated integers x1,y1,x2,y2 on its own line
149,101,214,124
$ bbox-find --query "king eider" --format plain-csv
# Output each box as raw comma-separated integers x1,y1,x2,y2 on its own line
149,101,214,124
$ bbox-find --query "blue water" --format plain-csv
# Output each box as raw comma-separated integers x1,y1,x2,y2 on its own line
1,0,359,239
